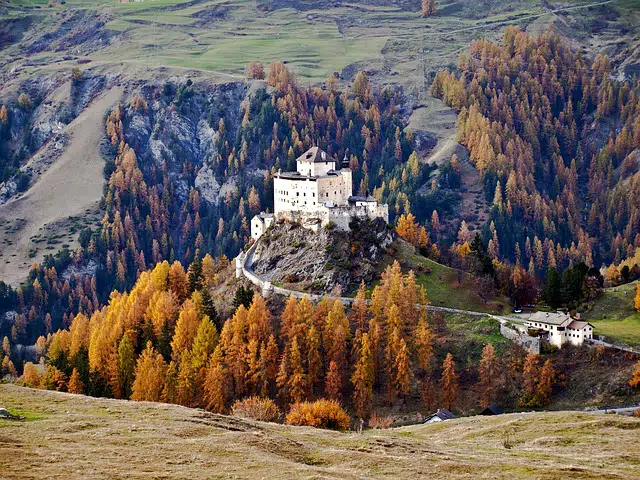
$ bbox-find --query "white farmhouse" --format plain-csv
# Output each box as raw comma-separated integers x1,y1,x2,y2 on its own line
524,312,594,348
251,146,389,239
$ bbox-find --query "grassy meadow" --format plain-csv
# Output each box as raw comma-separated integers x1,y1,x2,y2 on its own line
2,383,640,479
587,281,640,346
2,0,576,84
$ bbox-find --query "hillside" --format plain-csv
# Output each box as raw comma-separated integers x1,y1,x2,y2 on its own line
1,384,639,479
586,281,640,347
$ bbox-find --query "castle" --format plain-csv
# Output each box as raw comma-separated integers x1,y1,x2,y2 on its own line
251,146,389,239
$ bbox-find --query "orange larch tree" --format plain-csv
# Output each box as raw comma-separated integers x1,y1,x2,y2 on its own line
131,342,167,402
440,353,458,410
478,343,499,408
351,332,374,420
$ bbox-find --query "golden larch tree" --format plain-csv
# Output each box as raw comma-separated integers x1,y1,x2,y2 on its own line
519,352,540,407
325,359,342,401
478,343,499,408
22,362,41,388
351,333,374,420
288,336,308,404
440,353,458,410
415,311,434,371
393,337,412,402
171,298,200,359
68,368,84,394
131,342,167,402
204,346,228,413
537,359,555,406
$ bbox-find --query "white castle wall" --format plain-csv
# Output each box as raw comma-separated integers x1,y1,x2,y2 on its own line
273,170,352,214
297,158,334,177
276,203,389,231
274,176,320,213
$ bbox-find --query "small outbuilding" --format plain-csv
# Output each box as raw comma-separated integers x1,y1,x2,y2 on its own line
424,408,455,424
479,403,504,416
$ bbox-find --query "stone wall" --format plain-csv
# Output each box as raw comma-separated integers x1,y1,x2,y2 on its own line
275,203,388,232
500,324,540,354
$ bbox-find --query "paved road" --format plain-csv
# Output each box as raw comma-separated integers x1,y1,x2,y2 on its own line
583,405,640,415
241,243,522,323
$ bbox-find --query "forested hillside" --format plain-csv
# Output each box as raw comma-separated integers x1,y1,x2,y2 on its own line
432,27,640,274
1,65,435,344
0,1,639,428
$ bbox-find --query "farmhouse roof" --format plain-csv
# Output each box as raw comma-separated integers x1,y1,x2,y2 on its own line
527,311,572,326
479,403,504,416
297,146,331,163
424,408,455,422
567,320,593,330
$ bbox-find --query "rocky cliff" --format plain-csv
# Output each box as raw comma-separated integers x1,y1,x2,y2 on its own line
251,218,394,294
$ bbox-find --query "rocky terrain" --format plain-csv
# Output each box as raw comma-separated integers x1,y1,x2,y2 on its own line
1,383,639,479
251,218,394,294
0,63,255,284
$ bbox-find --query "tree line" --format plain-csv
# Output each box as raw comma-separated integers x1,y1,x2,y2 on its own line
6,259,559,425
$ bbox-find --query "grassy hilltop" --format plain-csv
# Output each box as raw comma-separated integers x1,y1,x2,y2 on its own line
1,383,640,479
3,0,638,87
587,281,640,347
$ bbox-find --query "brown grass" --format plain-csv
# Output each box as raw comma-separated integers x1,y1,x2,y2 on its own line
1,384,640,479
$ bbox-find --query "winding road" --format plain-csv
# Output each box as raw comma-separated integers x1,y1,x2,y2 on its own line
240,242,522,323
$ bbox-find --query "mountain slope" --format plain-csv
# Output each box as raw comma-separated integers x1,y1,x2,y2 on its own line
0,86,122,285
1,384,639,479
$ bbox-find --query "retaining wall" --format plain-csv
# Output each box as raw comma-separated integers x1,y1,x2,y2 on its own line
500,324,540,354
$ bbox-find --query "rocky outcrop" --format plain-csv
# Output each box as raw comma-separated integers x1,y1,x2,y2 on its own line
122,81,247,202
251,218,394,294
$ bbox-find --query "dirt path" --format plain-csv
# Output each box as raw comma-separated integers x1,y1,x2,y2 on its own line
0,86,123,286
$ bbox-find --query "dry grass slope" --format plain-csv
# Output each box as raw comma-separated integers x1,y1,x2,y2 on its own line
0,86,123,285
1,384,639,479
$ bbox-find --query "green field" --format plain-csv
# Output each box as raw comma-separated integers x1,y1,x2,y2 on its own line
2,0,584,84
410,255,510,314
586,280,640,346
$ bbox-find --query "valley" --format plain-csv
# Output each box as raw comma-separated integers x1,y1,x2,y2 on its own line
0,1,639,478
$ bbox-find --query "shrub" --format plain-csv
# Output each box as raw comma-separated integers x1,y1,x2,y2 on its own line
22,362,41,388
17,93,32,110
231,396,281,422
131,95,148,111
246,61,265,80
285,399,350,431
283,273,299,283
71,67,82,81
368,413,394,429
15,171,30,192
41,365,67,391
